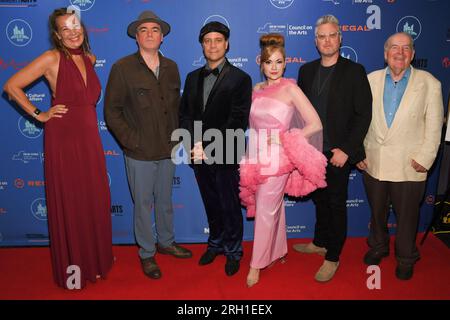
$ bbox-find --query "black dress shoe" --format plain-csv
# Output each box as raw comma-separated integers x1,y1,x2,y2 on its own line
140,257,161,279
198,250,218,265
363,249,389,265
395,263,414,280
157,242,193,258
225,257,240,276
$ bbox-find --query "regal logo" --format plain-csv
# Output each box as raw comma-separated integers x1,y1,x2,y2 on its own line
270,0,294,9
341,25,371,32
285,56,307,64
27,180,45,187
87,27,109,34
0,57,29,70
6,19,32,47
0,0,37,7
70,0,95,11
31,198,47,221
104,150,120,156
396,16,422,40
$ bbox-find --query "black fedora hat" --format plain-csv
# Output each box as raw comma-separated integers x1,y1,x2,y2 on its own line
127,10,171,38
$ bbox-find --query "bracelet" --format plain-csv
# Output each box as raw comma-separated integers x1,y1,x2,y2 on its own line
32,108,41,118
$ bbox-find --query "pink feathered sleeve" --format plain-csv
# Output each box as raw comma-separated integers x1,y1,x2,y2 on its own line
281,129,327,197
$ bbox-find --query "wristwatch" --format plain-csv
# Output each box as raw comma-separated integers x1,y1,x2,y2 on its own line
32,108,41,118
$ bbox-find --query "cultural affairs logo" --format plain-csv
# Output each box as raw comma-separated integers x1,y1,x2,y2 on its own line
6,19,32,47
31,198,47,221
340,46,358,62
270,0,295,9
396,16,421,40
18,116,43,139
70,0,95,11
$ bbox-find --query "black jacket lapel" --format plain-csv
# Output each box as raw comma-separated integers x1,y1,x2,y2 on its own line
195,68,205,115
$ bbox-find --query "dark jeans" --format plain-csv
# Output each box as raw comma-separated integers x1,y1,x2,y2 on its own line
193,164,243,260
363,172,425,266
312,151,351,262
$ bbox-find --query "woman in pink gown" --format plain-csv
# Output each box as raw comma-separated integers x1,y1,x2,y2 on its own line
4,8,113,289
239,34,327,287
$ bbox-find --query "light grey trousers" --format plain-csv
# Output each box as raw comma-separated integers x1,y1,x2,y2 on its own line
125,156,175,259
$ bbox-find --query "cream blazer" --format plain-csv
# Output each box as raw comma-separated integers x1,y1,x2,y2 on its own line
365,66,444,182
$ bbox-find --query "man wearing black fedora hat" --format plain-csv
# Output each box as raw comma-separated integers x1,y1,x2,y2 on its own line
179,21,252,276
105,10,192,280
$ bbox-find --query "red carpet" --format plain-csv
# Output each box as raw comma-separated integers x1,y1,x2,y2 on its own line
1,235,449,300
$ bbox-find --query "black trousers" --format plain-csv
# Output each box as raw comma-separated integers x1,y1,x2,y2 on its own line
312,151,351,262
363,172,425,266
193,164,243,260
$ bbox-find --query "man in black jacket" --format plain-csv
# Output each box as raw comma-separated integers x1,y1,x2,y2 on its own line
179,21,252,276
293,15,372,282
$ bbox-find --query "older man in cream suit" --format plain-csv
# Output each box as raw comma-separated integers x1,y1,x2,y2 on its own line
357,32,444,280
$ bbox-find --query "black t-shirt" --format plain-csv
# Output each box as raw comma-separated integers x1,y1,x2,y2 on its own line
311,64,335,152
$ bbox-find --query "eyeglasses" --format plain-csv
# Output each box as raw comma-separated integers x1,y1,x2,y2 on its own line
316,32,340,41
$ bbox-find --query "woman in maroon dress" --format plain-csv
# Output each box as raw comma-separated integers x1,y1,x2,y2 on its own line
4,8,113,289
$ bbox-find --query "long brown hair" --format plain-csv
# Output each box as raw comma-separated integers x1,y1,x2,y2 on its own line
49,8,91,57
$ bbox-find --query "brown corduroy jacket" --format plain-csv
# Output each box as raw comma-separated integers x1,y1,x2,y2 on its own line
104,52,180,161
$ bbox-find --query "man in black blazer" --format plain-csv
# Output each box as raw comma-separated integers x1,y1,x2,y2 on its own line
179,22,252,276
292,15,372,282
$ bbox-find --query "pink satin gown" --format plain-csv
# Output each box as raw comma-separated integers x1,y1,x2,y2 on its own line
239,78,327,269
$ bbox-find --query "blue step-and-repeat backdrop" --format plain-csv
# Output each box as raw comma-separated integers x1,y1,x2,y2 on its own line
0,0,449,246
